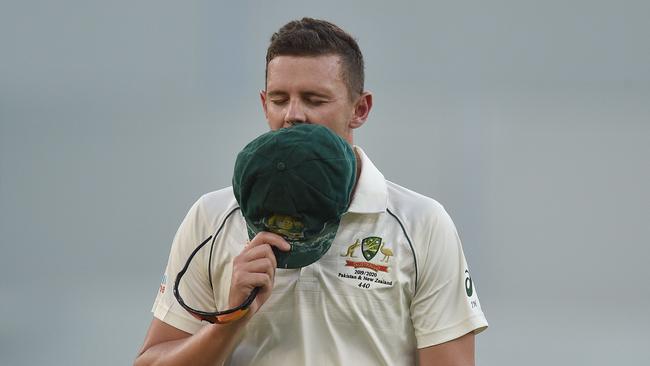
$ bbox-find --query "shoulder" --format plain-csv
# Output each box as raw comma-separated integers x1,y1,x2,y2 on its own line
384,180,460,256
187,187,240,228
195,186,238,211
385,180,450,225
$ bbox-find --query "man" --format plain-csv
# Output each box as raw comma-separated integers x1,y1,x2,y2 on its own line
135,18,487,366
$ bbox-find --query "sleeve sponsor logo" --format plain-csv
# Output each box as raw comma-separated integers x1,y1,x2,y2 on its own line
464,269,473,297
159,274,167,294
465,269,481,309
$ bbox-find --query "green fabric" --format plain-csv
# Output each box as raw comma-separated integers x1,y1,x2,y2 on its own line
233,124,356,268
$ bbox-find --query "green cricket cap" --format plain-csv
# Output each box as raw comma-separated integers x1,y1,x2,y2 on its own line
233,124,356,269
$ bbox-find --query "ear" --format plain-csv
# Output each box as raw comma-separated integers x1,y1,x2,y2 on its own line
349,91,373,129
260,90,269,120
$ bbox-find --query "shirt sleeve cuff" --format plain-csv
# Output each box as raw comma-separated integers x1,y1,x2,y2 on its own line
152,305,204,335
416,313,489,349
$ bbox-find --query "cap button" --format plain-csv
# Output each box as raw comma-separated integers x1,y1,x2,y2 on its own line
276,162,286,171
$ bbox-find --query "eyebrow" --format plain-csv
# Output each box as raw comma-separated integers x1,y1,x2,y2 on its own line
265,91,288,98
266,90,332,99
302,91,331,99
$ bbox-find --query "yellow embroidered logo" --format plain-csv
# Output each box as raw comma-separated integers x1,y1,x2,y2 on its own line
264,214,305,240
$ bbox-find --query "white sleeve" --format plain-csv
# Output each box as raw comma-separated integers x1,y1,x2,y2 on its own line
410,207,488,348
151,196,216,334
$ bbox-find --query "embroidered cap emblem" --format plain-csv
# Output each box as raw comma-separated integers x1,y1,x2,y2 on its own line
263,214,305,240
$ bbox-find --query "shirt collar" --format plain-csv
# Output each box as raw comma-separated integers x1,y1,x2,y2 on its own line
347,146,388,214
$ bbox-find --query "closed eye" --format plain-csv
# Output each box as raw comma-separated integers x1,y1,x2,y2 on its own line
307,99,327,106
270,99,288,106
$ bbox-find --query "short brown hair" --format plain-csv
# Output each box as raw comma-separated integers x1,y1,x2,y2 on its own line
266,18,365,98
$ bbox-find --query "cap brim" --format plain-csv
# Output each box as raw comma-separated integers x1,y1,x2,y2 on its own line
245,217,340,269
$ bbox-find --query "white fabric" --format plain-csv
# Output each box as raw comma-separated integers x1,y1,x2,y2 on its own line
152,147,488,365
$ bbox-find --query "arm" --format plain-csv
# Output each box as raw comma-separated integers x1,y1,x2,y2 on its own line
412,206,487,366
134,318,247,366
134,232,290,366
417,332,475,366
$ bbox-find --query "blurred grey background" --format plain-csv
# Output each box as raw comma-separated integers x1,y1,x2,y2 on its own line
1,1,649,365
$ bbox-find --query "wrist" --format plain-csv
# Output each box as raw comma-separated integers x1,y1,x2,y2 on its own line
206,314,249,337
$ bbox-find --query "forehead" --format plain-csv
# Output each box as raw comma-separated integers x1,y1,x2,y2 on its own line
266,55,346,93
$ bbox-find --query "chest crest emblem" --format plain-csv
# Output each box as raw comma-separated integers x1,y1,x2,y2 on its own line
337,235,395,289
361,236,382,261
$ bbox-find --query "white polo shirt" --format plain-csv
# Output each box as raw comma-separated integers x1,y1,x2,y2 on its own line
152,147,488,365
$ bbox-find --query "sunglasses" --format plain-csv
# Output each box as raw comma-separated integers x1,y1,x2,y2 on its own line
173,211,259,324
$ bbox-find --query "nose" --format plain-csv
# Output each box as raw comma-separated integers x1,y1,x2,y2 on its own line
283,100,307,126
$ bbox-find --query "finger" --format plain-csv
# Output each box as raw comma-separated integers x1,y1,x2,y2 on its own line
239,257,275,281
229,271,272,309
235,272,272,292
238,244,277,268
248,231,291,252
